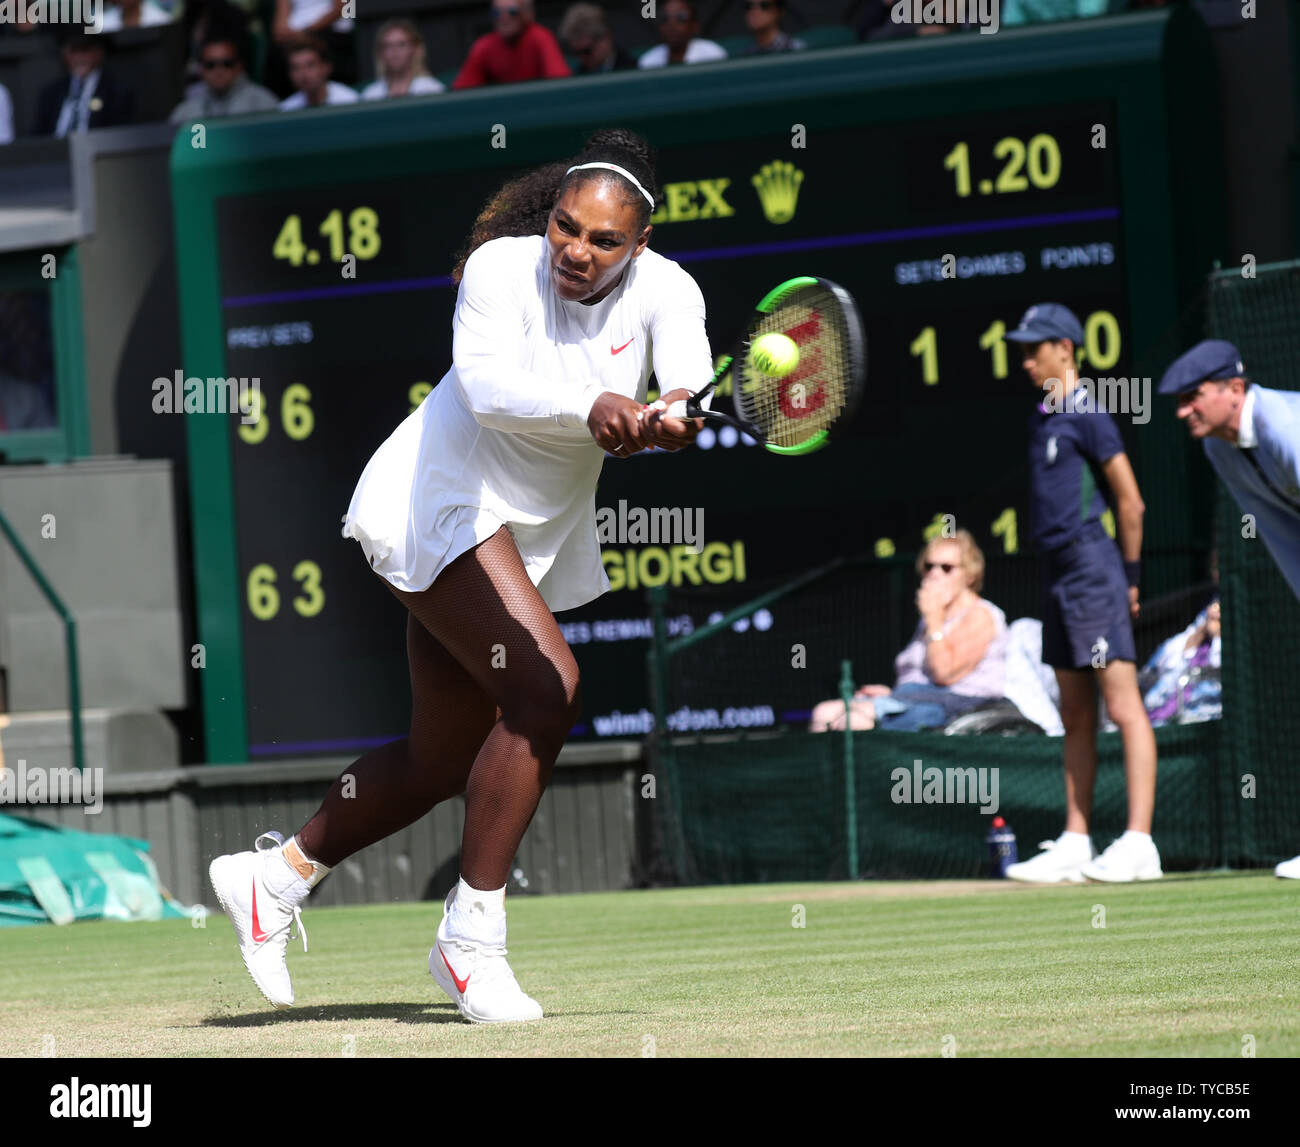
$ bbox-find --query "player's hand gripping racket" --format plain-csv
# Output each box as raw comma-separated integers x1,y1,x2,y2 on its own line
666,276,866,455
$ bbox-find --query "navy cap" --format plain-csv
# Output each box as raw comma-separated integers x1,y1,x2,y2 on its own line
1004,303,1085,347
1157,339,1246,397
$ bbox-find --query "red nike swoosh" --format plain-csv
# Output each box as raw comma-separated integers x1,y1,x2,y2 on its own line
439,944,471,993
611,337,635,355
250,882,268,943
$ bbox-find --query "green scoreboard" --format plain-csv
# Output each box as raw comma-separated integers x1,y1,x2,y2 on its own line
173,8,1222,762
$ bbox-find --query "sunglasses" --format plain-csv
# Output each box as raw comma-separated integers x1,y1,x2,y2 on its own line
201,57,238,69
659,11,692,22
923,562,957,574
494,6,521,15
745,0,775,8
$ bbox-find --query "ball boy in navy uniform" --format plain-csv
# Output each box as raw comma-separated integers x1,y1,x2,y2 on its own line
1003,304,1162,882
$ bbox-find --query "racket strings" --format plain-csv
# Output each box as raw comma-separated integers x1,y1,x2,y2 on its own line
736,287,851,448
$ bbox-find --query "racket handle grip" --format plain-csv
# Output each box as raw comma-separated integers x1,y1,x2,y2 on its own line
666,400,689,419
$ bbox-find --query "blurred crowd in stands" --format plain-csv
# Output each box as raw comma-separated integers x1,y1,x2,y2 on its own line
0,0,1179,142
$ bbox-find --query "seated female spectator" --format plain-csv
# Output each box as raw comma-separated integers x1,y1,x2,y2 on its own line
1141,597,1221,726
360,19,445,99
638,0,726,68
810,530,1009,732
742,0,805,55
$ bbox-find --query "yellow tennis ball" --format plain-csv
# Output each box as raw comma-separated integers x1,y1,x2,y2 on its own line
748,332,799,378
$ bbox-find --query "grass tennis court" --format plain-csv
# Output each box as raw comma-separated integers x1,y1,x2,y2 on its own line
2,873,1296,1058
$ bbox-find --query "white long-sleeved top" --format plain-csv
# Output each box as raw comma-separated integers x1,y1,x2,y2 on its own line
341,234,714,611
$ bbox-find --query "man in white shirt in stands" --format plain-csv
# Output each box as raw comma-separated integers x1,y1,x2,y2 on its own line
638,0,727,67
280,35,360,110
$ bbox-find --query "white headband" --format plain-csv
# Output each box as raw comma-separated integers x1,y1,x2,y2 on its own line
565,162,656,210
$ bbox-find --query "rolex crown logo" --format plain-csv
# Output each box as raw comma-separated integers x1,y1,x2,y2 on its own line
751,161,804,224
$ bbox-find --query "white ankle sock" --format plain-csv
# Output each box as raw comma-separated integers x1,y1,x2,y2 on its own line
456,877,504,913
264,837,331,904
448,877,507,946
1119,830,1152,843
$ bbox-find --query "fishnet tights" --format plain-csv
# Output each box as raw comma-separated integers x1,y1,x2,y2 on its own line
297,527,580,889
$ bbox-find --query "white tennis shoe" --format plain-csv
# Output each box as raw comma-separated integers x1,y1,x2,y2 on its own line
1005,833,1096,884
209,831,308,1009
429,889,543,1024
1082,833,1163,882
1274,854,1300,879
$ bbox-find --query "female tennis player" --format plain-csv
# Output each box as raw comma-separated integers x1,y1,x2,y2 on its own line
209,128,711,1023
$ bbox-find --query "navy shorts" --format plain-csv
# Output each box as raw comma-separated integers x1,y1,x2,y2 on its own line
1040,528,1136,670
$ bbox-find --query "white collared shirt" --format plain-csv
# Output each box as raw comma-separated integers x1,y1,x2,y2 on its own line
359,75,446,100
1235,385,1257,448
638,39,728,67
280,82,361,110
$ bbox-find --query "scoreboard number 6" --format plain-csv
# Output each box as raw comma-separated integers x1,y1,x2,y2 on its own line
247,561,326,620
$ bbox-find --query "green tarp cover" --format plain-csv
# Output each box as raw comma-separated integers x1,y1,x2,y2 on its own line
0,812,190,926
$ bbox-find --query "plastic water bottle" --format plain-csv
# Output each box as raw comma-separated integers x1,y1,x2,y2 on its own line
987,817,1018,877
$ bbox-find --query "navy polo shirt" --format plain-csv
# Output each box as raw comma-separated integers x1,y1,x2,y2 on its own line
1028,392,1125,552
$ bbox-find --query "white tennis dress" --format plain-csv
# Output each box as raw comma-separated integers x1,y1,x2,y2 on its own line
341,233,714,612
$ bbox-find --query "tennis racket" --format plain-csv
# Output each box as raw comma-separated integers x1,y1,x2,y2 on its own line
665,276,866,455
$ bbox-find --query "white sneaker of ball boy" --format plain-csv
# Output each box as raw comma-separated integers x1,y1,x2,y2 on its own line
209,833,542,1021
1005,829,1162,884
1275,853,1300,880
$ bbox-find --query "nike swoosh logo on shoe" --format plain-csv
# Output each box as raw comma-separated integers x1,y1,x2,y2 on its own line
611,337,635,355
439,944,470,993
251,882,268,943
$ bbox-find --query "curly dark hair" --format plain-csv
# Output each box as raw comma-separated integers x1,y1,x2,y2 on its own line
450,128,659,283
